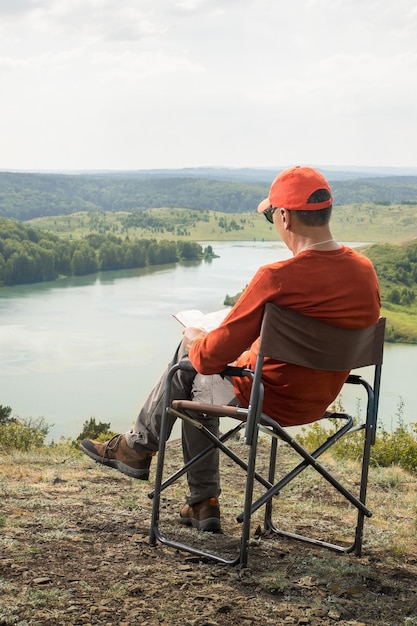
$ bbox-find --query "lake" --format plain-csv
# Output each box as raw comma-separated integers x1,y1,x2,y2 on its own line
0,241,415,442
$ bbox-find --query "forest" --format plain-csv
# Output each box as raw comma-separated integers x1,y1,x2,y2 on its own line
0,217,212,286
1,170,417,221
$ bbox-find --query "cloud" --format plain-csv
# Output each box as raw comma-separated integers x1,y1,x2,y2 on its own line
0,0,416,169
0,0,38,16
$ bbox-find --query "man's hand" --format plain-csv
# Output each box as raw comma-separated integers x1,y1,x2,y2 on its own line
182,326,207,352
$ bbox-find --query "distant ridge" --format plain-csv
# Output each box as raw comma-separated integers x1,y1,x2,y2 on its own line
2,165,417,183
1,168,417,221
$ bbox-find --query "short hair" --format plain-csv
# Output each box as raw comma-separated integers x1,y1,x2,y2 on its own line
292,189,332,226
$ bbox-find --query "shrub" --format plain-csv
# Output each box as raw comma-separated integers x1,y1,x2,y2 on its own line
0,404,12,425
296,398,417,475
73,417,114,445
0,417,49,450
372,422,417,473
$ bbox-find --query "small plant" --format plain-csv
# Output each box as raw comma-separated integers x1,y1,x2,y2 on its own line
73,417,114,445
296,397,417,475
0,405,12,425
0,416,49,451
104,582,129,600
255,570,294,594
372,421,417,473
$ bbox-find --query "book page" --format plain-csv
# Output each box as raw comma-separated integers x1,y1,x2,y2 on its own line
173,308,230,332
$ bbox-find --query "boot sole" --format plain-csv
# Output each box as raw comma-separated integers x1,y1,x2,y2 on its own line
80,443,150,480
180,516,221,533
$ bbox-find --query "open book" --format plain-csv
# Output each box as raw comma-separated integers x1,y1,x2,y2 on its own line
173,308,230,332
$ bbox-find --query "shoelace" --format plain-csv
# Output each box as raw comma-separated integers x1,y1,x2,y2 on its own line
102,433,122,458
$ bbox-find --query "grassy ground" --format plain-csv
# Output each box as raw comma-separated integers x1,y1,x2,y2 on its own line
1,438,417,625
381,304,417,343
28,203,417,244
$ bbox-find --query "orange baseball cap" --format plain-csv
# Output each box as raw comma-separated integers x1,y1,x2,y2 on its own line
257,165,333,213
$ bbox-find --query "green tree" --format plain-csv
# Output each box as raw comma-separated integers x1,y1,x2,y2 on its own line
177,241,202,260
158,240,177,264
74,417,112,444
387,288,400,304
98,241,122,270
71,243,98,275
55,242,73,275
0,252,5,283
4,250,37,285
0,405,12,425
400,288,415,306
2,239,22,261
33,244,55,281
123,241,147,268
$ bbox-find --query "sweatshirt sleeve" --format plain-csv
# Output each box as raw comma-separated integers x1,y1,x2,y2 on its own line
188,267,274,374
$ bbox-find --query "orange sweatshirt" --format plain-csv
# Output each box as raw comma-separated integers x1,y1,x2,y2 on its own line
188,246,381,426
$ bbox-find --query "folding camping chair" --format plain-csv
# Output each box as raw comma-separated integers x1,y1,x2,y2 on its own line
149,304,385,566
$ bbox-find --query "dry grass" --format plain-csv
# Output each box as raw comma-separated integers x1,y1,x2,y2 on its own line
1,438,417,625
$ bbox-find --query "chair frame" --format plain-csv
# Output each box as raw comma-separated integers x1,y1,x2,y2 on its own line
149,304,385,566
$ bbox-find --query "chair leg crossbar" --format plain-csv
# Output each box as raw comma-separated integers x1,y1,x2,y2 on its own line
149,402,373,564
248,414,372,555
148,413,272,500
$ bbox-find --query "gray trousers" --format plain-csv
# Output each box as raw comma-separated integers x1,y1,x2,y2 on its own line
125,341,237,504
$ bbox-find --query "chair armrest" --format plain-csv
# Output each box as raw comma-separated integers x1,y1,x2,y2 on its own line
175,361,252,379
220,365,253,378
172,399,247,419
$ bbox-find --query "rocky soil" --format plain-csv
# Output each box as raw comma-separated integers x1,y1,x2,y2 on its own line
1,440,416,625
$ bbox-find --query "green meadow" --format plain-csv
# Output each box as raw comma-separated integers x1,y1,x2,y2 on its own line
28,203,417,244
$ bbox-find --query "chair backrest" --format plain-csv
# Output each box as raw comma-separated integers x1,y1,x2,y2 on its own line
258,304,385,371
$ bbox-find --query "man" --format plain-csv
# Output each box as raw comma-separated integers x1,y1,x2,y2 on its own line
81,165,381,533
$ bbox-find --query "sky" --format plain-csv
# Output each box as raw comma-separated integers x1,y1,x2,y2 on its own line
1,0,416,172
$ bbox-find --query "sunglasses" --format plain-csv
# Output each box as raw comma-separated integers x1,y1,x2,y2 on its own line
263,205,278,224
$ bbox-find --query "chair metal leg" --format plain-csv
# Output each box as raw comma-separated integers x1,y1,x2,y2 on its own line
149,406,273,565
257,401,375,556
239,424,260,566
149,411,170,548
263,434,277,530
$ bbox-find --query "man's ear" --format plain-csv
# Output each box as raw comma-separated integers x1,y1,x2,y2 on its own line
280,208,291,230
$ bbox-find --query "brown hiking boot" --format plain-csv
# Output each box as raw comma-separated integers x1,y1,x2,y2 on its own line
180,497,221,533
80,434,154,480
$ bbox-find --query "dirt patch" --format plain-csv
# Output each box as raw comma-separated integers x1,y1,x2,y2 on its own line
1,440,417,625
